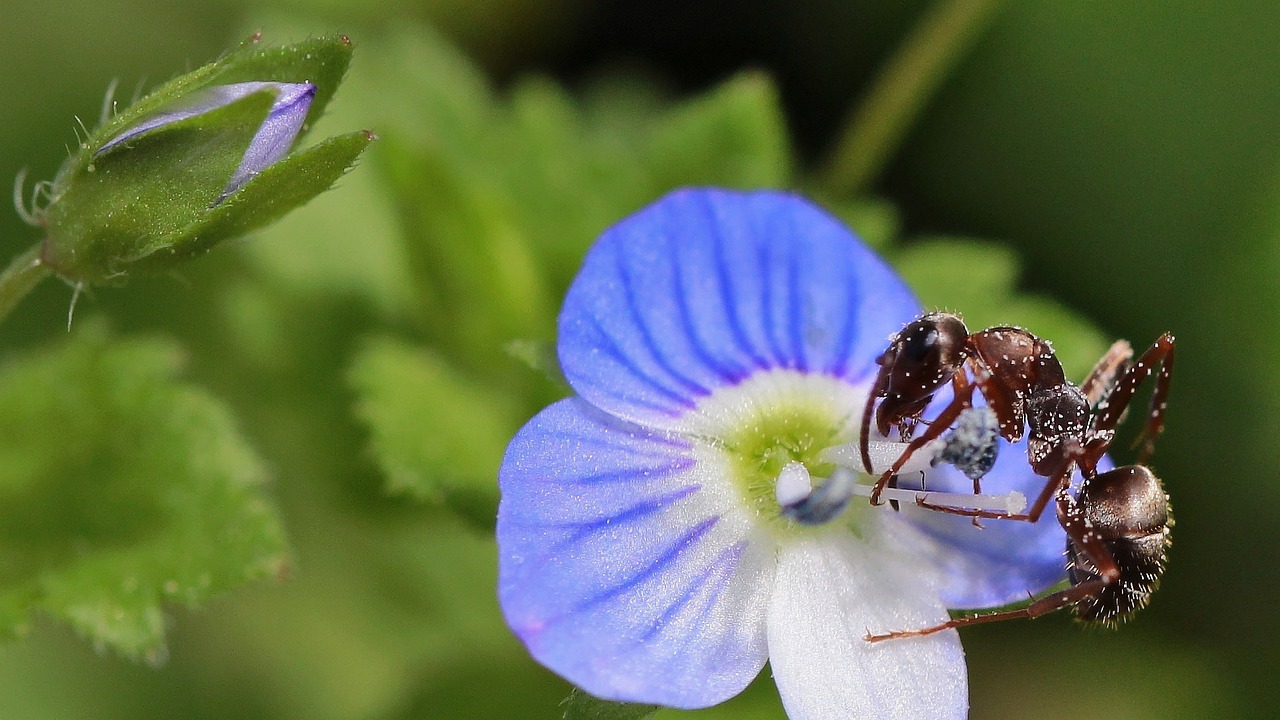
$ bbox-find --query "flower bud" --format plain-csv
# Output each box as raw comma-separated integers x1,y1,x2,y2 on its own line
34,34,373,285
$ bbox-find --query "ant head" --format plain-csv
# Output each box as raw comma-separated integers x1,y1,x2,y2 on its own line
900,312,968,365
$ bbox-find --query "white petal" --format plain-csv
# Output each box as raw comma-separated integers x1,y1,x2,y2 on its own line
766,533,967,720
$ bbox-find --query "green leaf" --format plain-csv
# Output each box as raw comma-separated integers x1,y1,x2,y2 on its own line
0,324,287,661
349,336,525,527
561,689,659,720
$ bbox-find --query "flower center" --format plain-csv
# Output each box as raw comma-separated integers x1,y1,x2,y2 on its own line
679,370,866,535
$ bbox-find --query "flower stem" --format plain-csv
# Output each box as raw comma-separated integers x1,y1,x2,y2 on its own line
817,0,1008,197
0,243,53,326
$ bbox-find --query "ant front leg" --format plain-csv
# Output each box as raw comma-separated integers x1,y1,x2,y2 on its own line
1084,333,1175,469
869,376,974,505
858,364,892,474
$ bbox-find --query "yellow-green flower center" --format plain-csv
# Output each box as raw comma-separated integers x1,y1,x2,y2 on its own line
679,370,866,535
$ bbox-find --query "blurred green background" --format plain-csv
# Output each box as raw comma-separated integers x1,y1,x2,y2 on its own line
0,1,1274,718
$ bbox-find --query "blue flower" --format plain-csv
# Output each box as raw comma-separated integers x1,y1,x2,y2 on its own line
497,189,1066,719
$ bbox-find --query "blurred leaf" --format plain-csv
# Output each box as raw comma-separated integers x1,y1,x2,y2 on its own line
505,338,568,390
562,689,659,720
825,195,902,251
646,70,792,191
893,237,1108,379
349,335,524,526
0,324,286,661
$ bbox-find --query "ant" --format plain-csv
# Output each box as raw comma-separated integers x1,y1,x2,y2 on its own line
858,312,1174,523
856,311,1175,639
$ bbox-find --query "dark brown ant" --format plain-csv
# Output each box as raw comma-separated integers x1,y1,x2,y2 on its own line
858,312,1174,524
856,312,1176,639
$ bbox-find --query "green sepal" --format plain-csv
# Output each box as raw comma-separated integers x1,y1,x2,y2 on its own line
41,91,277,282
561,689,659,720
74,34,353,164
134,130,375,273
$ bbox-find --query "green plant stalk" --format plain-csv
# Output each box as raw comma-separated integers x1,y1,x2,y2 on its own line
0,243,54,326
818,0,1008,197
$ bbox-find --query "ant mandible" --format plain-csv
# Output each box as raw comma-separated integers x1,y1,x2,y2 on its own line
857,312,1176,639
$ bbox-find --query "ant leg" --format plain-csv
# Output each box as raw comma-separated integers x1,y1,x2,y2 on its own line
1080,340,1133,407
1085,333,1175,468
866,491,1121,643
864,578,1109,642
869,377,974,505
858,366,891,474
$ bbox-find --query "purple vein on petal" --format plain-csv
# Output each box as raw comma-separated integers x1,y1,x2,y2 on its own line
542,423,693,456
705,200,769,371
546,486,702,535
639,539,747,642
615,246,712,399
671,235,748,385
571,516,721,615
583,312,698,412
827,250,861,377
567,457,697,486
757,239,787,369
526,485,705,562
785,240,807,372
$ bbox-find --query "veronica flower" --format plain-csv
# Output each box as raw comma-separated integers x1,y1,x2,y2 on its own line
497,189,1067,719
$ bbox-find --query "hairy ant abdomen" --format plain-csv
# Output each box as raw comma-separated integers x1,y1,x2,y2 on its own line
1068,465,1172,624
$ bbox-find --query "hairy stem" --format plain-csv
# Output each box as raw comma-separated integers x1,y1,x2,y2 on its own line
818,0,1008,197
0,243,53,326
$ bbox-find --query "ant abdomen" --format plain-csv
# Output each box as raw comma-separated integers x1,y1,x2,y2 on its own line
1067,465,1172,624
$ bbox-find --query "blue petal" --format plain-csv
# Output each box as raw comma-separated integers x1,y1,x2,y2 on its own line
894,436,1075,609
558,188,919,430
497,398,774,708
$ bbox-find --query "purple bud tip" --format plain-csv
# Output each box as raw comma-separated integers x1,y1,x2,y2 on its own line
218,82,315,202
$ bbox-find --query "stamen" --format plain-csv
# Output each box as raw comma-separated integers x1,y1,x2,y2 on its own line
821,437,944,476
846,482,1027,516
